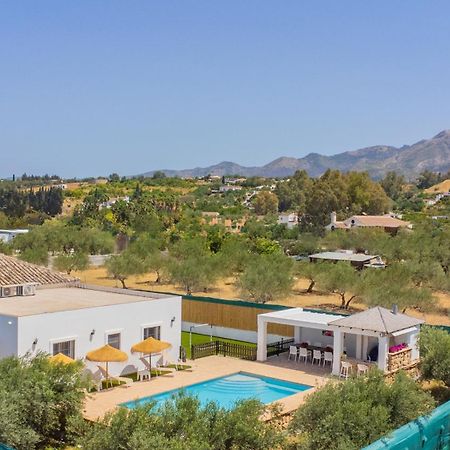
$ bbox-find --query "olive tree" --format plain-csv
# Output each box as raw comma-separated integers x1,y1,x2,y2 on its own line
239,252,294,303
290,370,435,450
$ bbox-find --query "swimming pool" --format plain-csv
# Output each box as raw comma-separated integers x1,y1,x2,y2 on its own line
121,372,311,410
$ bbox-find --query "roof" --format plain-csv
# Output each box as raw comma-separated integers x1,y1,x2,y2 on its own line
0,285,177,317
346,215,409,228
309,251,378,262
329,306,424,334
259,307,346,328
0,254,78,287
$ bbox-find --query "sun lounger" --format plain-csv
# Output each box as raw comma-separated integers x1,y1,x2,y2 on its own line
97,365,133,388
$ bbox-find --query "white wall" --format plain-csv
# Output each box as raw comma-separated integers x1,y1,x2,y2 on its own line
0,315,18,358
3,295,181,376
182,321,289,344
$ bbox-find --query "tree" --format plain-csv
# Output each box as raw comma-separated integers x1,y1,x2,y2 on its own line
290,370,435,450
105,252,145,288
315,262,361,309
253,191,278,215
359,263,436,313
239,253,294,303
167,237,220,294
53,252,89,274
128,234,168,283
419,326,450,387
380,171,405,200
152,170,166,179
0,353,86,450
76,394,284,450
296,261,320,293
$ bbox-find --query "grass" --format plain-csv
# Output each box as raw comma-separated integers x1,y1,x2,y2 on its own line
181,331,255,358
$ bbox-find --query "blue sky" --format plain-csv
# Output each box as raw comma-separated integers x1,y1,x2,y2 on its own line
1,1,450,178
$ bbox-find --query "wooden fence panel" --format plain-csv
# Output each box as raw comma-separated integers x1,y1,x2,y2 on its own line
182,299,294,337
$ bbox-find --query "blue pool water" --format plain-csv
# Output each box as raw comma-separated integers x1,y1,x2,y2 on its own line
121,372,311,410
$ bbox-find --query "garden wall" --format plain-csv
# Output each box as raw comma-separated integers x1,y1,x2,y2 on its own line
181,295,294,338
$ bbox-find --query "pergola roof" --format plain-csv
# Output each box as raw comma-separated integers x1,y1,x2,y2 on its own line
329,306,424,334
258,308,345,329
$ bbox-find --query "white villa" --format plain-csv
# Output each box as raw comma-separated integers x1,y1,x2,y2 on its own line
257,306,423,376
0,284,182,376
0,253,182,377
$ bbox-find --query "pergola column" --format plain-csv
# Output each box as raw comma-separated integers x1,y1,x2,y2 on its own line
257,316,268,361
356,334,362,360
377,335,389,372
332,330,344,376
294,326,301,343
408,328,420,360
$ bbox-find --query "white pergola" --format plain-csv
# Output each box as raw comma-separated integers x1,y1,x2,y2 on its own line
257,307,423,375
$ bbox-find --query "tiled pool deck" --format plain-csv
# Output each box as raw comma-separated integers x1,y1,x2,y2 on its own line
83,355,331,421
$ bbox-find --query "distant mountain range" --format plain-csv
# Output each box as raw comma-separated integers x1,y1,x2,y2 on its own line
140,130,450,179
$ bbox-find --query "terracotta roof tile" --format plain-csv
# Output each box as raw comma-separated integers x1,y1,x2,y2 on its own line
0,254,78,287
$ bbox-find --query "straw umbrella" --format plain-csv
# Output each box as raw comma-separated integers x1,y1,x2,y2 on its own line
131,337,172,378
49,353,75,365
86,344,128,387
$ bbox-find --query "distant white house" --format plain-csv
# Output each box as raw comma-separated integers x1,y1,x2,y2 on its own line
0,284,182,376
219,185,242,193
0,229,29,244
277,212,299,229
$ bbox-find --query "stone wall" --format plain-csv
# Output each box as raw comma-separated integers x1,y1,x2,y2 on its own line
387,347,412,372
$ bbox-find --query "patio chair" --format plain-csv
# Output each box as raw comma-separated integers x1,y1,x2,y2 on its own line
97,365,133,388
312,349,322,365
323,351,333,367
339,361,352,379
298,346,311,363
357,363,369,376
288,345,298,361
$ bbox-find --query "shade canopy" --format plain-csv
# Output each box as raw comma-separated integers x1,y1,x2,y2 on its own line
86,344,128,363
131,337,172,355
49,353,75,365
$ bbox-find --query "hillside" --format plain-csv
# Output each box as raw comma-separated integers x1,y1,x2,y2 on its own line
140,130,450,179
425,179,450,194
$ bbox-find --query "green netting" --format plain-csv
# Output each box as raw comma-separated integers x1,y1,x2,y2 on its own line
364,400,450,450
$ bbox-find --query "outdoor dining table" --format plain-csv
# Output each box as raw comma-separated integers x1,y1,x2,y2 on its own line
295,344,333,353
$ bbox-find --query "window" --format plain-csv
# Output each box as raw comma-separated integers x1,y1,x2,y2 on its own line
107,333,121,350
143,326,160,340
53,340,75,359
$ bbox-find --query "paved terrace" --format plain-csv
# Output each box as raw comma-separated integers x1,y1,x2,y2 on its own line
83,355,330,421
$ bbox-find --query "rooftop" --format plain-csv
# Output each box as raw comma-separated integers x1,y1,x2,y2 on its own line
347,215,409,228
329,306,424,334
259,308,345,328
0,254,78,287
0,285,176,317
309,251,378,262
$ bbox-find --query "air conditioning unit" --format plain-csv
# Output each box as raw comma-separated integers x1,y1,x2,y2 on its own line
21,284,36,296
1,287,14,297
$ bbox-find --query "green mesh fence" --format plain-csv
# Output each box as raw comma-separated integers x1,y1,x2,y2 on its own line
364,400,450,450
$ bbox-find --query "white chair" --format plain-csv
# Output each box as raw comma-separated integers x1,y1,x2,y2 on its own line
288,345,298,361
339,361,352,379
312,349,322,365
138,369,150,381
323,351,333,367
298,347,311,363
357,364,369,376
